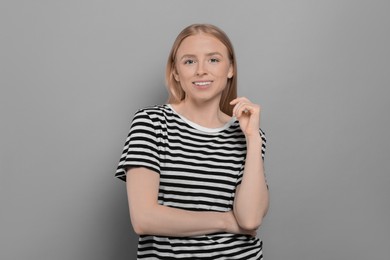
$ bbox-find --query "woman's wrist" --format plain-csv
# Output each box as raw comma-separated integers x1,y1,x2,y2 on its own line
245,132,262,147
218,211,230,232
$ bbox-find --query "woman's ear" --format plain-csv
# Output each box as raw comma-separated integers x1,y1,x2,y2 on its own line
173,68,180,81
227,65,234,79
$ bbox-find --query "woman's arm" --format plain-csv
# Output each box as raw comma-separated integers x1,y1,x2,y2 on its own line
230,97,270,230
233,134,269,230
126,167,256,237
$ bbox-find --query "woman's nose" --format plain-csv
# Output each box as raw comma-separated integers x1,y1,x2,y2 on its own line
196,61,207,76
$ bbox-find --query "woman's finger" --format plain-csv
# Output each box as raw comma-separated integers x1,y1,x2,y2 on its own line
236,103,256,117
233,102,247,116
230,97,251,105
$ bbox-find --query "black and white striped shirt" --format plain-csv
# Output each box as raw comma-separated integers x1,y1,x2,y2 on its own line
115,104,267,259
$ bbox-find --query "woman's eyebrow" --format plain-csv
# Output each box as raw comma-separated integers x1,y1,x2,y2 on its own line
179,52,223,61
179,54,196,60
206,52,223,57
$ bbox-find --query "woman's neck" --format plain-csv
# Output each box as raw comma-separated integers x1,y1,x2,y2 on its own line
171,99,231,128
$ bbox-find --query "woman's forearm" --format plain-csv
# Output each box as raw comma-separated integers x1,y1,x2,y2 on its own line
233,134,269,230
131,204,227,237
127,167,254,237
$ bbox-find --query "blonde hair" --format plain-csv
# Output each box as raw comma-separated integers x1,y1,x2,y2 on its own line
165,24,237,116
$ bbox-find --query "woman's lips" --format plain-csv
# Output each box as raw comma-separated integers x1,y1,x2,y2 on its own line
192,81,212,89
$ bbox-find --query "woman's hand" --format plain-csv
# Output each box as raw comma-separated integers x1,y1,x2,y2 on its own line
230,97,261,137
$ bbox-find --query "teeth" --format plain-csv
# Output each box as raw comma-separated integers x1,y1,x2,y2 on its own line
194,81,211,86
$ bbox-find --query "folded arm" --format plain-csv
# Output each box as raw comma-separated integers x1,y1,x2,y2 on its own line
126,167,255,237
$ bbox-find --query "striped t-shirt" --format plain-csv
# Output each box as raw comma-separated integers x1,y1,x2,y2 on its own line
115,104,267,260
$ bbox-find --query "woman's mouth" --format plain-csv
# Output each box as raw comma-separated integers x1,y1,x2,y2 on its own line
193,81,212,88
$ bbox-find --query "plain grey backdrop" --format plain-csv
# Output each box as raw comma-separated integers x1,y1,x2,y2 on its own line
1,0,389,259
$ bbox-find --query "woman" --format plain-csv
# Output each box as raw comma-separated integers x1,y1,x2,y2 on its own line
115,24,269,259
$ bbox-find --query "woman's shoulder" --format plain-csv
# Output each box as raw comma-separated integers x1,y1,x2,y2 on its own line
134,104,171,116
131,104,175,124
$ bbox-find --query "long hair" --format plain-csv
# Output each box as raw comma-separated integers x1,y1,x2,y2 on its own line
165,24,237,116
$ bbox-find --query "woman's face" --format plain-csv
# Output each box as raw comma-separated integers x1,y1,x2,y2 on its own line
174,33,233,105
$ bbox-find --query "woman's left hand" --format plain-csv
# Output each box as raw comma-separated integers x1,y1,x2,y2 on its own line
230,97,261,138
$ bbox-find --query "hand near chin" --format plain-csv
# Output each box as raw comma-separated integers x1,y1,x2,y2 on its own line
230,97,261,138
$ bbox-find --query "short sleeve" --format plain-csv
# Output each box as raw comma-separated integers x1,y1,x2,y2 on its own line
115,110,160,182
259,128,266,161
236,128,267,186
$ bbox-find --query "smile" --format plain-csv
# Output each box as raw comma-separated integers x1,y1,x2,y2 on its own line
193,81,212,86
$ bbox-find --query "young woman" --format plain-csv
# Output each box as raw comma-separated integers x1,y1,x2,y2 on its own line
115,24,269,259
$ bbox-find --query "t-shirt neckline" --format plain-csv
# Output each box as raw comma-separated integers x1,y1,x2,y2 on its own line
166,104,236,133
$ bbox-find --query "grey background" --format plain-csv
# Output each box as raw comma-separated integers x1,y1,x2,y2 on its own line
1,0,389,259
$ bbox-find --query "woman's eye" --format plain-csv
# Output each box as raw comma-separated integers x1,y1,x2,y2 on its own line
209,58,220,63
184,59,196,65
